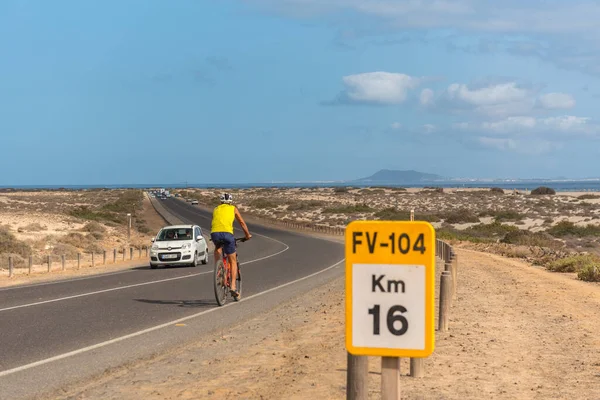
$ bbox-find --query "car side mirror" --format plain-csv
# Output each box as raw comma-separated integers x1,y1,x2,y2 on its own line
151,238,155,242
197,237,203,241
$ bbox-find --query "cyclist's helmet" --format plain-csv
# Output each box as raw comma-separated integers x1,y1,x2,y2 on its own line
220,193,233,204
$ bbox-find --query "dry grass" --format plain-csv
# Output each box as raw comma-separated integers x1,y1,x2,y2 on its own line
0,189,157,269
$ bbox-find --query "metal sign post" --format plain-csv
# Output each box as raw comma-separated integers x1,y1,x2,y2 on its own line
345,220,435,399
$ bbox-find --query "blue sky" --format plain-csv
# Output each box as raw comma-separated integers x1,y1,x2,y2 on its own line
2,0,600,184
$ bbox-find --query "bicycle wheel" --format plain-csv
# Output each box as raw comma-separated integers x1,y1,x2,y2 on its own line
234,262,242,302
213,259,227,306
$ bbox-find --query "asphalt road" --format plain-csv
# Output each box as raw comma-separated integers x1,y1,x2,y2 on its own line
0,198,345,400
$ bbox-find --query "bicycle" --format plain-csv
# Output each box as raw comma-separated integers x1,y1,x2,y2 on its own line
212,237,247,306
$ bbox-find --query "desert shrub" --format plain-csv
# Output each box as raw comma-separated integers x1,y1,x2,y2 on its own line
0,226,31,257
82,221,107,234
51,243,79,258
21,223,45,232
500,230,562,248
58,233,89,248
90,231,104,240
491,210,525,222
577,194,600,200
249,198,280,209
374,208,440,222
0,254,26,268
442,209,479,224
489,187,504,194
101,190,144,213
424,187,444,193
547,221,600,237
531,186,556,195
459,221,520,241
578,264,600,282
322,203,373,214
546,254,599,273
333,187,349,193
286,200,325,211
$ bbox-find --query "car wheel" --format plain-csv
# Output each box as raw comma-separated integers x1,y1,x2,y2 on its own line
150,264,157,269
201,250,208,265
192,252,199,267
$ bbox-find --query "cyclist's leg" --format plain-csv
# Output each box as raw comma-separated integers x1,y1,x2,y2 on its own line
220,233,238,294
210,233,223,264
228,252,238,291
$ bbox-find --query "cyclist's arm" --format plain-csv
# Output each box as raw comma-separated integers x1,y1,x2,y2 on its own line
234,207,252,239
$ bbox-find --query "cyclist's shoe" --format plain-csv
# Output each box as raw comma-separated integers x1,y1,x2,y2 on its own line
230,289,240,300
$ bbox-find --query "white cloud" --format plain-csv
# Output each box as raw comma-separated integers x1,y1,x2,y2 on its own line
419,88,434,106
390,122,402,129
423,124,436,134
538,93,576,109
434,81,538,117
446,82,530,106
477,137,517,151
249,1,600,76
334,71,421,105
428,81,577,118
476,137,561,154
251,1,600,36
456,115,598,136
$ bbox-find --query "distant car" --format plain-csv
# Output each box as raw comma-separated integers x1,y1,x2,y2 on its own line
191,199,198,205
149,225,209,269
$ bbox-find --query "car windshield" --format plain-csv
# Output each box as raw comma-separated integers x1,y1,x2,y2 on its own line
157,228,193,241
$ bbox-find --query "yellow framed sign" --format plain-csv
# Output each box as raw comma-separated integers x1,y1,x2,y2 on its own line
345,220,435,358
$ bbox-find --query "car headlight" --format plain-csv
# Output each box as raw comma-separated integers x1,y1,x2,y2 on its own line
151,244,158,250
181,243,191,250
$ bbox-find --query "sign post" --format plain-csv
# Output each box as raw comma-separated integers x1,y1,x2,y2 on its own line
345,220,435,399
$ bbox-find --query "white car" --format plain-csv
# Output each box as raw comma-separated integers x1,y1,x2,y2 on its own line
191,199,198,205
149,225,209,269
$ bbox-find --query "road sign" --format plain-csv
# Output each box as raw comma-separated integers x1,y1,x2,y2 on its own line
345,220,435,358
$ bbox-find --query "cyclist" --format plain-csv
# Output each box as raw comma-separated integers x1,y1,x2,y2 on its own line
210,193,251,299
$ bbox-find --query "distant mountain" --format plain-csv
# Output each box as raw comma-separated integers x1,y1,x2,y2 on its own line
353,169,447,183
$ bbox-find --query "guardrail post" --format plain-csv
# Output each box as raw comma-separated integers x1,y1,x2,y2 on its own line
91,252,95,267
451,252,458,301
47,255,51,272
113,248,117,263
77,253,81,269
28,256,33,275
130,247,133,260
445,261,454,306
410,358,425,378
346,353,368,400
438,271,452,331
145,246,148,257
122,248,126,261
8,256,13,278
138,247,142,258
61,255,66,271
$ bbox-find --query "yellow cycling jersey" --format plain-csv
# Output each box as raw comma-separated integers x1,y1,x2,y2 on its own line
211,203,235,234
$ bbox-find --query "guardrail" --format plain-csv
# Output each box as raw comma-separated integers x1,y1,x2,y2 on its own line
2,246,150,278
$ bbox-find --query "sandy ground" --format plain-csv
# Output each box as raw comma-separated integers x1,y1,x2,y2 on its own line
0,194,167,286
176,188,600,232
52,248,600,400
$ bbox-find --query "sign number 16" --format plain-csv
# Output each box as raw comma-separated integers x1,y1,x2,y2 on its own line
368,304,409,336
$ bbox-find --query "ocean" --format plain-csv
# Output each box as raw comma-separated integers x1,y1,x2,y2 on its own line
1,180,600,192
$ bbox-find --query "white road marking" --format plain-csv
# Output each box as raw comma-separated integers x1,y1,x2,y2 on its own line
0,270,135,292
0,258,344,378
0,243,290,313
